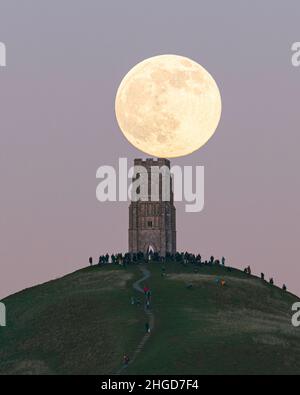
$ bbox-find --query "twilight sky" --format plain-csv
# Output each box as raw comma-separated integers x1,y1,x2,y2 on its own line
0,0,300,298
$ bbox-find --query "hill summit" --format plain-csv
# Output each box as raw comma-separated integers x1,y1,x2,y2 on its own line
0,262,299,375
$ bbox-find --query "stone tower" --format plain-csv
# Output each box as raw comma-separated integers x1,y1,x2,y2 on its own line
129,158,176,256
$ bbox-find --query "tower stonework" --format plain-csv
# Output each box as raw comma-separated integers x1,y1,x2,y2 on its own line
129,158,176,257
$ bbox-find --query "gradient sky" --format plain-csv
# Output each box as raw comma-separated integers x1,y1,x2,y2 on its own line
1,0,300,299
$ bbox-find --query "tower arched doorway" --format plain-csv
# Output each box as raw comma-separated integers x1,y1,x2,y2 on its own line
147,245,155,260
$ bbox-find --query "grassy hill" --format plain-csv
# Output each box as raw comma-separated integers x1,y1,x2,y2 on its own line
1,262,300,375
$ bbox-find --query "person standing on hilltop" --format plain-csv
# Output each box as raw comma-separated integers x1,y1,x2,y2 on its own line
244,266,251,275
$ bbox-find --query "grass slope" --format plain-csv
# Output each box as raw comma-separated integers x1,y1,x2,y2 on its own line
1,262,299,375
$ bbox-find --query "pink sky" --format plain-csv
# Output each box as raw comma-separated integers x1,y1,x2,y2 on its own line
1,0,300,298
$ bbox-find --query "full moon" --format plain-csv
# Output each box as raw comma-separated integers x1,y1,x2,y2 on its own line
115,54,222,158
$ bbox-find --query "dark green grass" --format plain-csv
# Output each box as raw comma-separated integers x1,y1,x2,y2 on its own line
1,262,299,375
0,265,144,374
127,263,300,375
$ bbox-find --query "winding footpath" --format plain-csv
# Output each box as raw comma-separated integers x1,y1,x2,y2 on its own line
116,266,154,375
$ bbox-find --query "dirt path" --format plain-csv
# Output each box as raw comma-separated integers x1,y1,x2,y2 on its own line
116,266,154,374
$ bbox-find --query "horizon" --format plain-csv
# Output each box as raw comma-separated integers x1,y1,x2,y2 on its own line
3,255,300,301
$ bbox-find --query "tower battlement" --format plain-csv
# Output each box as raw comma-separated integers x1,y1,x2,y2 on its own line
133,158,170,168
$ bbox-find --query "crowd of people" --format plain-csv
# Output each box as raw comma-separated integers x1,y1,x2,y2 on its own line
89,253,288,292
243,265,287,291
89,251,228,267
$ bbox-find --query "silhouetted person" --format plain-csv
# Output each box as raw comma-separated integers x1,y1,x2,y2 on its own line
282,284,287,291
147,290,151,300
222,257,225,266
244,266,251,275
89,257,93,266
123,354,130,366
196,254,202,265
261,273,265,281
270,278,274,285
136,298,141,306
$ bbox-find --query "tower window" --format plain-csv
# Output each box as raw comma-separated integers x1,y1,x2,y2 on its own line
148,221,153,228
